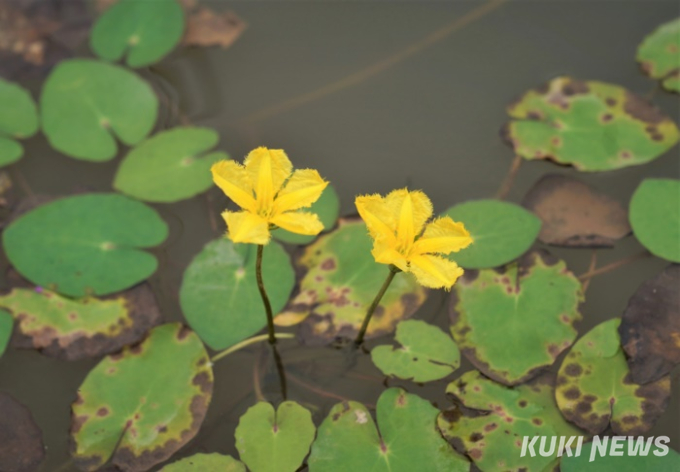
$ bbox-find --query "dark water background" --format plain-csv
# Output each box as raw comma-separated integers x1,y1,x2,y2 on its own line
0,1,679,470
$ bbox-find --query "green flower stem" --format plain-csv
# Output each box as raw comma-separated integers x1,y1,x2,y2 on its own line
256,244,277,344
210,333,295,363
355,265,401,345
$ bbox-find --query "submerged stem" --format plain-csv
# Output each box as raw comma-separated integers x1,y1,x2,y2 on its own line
355,265,400,345
211,333,295,363
256,244,277,344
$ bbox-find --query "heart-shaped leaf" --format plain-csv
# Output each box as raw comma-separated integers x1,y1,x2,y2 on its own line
180,238,295,350
235,401,316,472
160,453,245,471
0,285,161,360
273,184,340,245
71,323,213,472
561,438,680,471
91,0,185,68
3,193,168,297
0,78,38,167
449,250,582,385
619,264,680,384
438,371,585,472
556,318,670,435
522,174,630,247
637,18,680,93
629,178,680,262
0,309,11,359
308,388,469,472
41,59,158,161
502,77,679,171
276,220,426,344
0,392,45,472
371,320,460,382
443,200,541,269
114,127,229,203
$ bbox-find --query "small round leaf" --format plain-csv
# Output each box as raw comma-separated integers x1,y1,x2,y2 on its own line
629,178,680,262
41,59,158,161
637,18,680,93
91,0,185,68
443,200,541,269
273,184,340,245
0,78,39,167
3,193,168,297
114,127,229,203
160,453,245,472
180,238,295,350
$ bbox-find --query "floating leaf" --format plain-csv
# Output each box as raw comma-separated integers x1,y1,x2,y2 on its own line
235,402,316,472
184,7,246,49
3,193,168,297
0,392,45,472
438,371,585,472
273,184,340,245
160,453,245,471
91,0,184,68
449,250,582,385
371,320,460,382
308,388,469,472
620,264,680,384
443,200,541,269
114,127,228,203
41,59,158,161
502,77,679,171
180,238,295,350
0,285,161,360
556,318,670,435
637,18,680,93
522,174,630,247
71,323,213,472
0,78,39,167
561,438,680,471
276,220,426,344
0,309,11,358
629,178,680,262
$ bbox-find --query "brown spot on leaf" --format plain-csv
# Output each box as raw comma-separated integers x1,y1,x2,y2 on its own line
96,407,109,417
320,258,336,271
564,363,583,377
564,387,581,400
623,92,665,124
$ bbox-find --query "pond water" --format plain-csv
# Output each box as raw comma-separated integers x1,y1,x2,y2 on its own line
0,1,678,470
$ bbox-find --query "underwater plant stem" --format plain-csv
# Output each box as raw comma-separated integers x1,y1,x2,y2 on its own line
355,266,400,345
578,251,650,281
271,343,288,400
210,333,295,363
580,250,598,293
256,244,277,344
495,154,523,200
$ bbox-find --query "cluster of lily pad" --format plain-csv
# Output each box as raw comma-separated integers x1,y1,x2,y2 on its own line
0,3,679,472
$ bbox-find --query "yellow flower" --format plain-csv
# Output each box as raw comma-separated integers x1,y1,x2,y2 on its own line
211,147,328,244
355,188,473,289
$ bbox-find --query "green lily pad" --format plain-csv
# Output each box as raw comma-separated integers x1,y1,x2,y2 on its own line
371,320,460,382
449,250,582,385
114,127,229,203
160,453,245,471
0,285,161,360
3,193,168,297
235,401,316,472
180,238,295,350
308,388,469,472
0,309,11,359
91,0,185,68
502,77,680,171
71,323,213,472
556,318,671,435
41,59,158,161
273,184,340,245
276,220,426,344
438,371,585,472
629,178,680,262
0,78,39,167
443,200,541,269
637,18,680,93
561,439,680,471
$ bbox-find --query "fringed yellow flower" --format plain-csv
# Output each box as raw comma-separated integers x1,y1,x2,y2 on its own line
211,147,328,244
355,188,473,290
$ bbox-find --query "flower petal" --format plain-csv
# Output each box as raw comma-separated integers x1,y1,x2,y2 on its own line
271,211,324,236
273,169,328,214
408,254,464,290
211,160,256,212
222,210,270,245
355,194,398,243
386,189,433,246
371,236,409,272
412,216,473,256
244,147,292,208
